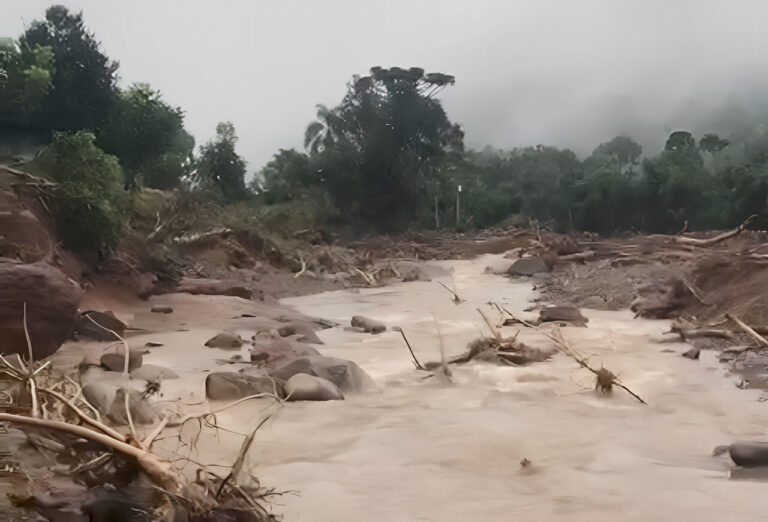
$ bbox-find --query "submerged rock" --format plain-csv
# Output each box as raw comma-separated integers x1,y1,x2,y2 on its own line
205,333,245,349
285,373,344,401
351,315,386,334
130,364,178,381
538,306,588,326
205,371,283,400
75,311,126,341
101,351,143,372
484,258,515,275
728,442,768,467
508,256,549,276
250,339,320,369
276,321,323,344
82,382,156,425
682,347,701,359
270,355,377,393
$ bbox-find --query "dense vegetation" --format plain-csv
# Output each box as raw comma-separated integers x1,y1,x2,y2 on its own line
3,4,768,254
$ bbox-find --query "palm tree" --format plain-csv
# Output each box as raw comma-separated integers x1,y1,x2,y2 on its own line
304,104,350,154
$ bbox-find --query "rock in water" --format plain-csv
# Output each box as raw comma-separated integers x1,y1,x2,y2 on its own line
75,311,126,341
285,374,343,401
682,347,701,359
508,256,549,276
276,321,323,344
538,306,588,326
0,261,82,360
351,315,386,334
101,351,143,372
205,333,244,349
250,339,320,369
130,364,178,381
205,372,283,400
484,258,515,275
270,356,377,393
82,382,156,425
729,442,768,467
151,305,173,314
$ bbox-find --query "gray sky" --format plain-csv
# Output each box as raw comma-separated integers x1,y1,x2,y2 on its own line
4,0,768,171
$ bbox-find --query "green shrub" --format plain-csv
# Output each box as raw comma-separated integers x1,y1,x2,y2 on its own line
38,130,130,252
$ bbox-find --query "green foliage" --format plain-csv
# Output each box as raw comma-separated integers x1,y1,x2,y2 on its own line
256,149,312,203
193,122,248,202
303,66,464,231
699,133,729,155
37,131,129,252
592,135,642,173
21,5,118,131
97,83,194,189
0,39,55,113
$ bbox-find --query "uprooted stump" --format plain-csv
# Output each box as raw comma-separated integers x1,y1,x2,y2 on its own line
449,336,556,366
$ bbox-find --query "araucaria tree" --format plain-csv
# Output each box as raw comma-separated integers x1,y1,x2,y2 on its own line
304,66,464,231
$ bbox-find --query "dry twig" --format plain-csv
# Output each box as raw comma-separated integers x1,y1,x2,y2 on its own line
726,313,768,348
510,313,647,404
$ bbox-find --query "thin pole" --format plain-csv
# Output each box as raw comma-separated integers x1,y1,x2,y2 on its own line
456,185,461,227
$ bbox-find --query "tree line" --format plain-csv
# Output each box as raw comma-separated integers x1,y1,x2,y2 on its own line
3,5,768,254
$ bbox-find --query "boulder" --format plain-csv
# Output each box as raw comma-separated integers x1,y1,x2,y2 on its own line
351,315,386,334
174,278,251,299
205,333,245,349
682,347,701,360
82,382,156,425
285,374,343,401
484,258,515,275
130,364,179,381
538,306,588,326
729,442,768,467
630,277,694,319
508,256,549,276
276,321,323,344
75,311,126,341
250,339,321,369
205,372,283,400
0,261,82,360
394,261,452,282
151,305,173,314
101,351,143,372
270,356,377,393
580,295,606,309
0,206,53,263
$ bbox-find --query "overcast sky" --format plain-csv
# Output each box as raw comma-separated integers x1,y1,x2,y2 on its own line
4,0,768,171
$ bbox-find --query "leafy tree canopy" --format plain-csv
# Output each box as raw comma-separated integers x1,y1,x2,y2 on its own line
97,83,194,189
592,135,642,173
304,66,463,230
193,122,248,202
0,38,55,116
37,130,129,252
21,5,118,132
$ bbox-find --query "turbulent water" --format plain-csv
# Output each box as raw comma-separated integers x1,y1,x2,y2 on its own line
161,254,768,521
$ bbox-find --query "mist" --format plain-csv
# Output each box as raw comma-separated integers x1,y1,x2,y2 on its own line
4,0,768,168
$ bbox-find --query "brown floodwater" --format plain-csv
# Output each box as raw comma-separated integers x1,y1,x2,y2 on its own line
111,255,768,521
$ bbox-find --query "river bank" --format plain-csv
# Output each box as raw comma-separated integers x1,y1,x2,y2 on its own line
3,248,768,521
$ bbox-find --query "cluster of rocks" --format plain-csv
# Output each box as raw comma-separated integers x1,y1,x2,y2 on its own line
206,315,385,402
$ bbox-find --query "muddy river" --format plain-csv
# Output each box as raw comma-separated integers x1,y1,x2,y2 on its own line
143,254,768,521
